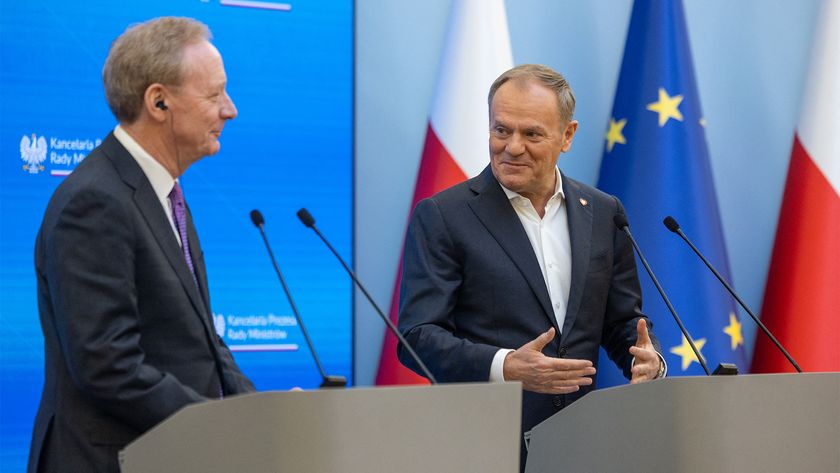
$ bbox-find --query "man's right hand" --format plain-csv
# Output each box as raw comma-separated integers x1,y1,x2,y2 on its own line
502,327,596,394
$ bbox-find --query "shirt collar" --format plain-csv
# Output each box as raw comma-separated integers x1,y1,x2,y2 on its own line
113,125,177,200
499,166,565,203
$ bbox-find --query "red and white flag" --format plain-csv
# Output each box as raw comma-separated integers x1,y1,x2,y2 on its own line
753,0,840,373
375,0,513,385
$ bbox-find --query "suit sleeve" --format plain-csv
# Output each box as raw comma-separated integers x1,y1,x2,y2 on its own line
397,198,500,382
217,337,256,394
600,196,662,378
187,206,256,395
44,188,207,432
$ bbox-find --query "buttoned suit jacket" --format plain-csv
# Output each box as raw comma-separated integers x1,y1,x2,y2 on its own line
398,165,659,443
28,133,255,473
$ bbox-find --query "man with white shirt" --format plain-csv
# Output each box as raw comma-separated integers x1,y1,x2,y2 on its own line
397,64,664,470
28,17,254,473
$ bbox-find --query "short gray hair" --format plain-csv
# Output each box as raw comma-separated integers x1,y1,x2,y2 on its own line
488,64,576,123
102,17,211,123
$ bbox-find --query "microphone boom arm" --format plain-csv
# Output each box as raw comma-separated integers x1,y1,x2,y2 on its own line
615,215,711,376
297,208,438,384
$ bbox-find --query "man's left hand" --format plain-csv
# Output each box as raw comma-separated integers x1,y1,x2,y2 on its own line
628,318,661,384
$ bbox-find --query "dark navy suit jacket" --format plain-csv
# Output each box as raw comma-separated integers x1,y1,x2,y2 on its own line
28,133,254,473
398,166,659,456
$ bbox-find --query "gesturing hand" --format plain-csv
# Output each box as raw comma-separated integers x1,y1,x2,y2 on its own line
629,318,662,384
502,327,596,394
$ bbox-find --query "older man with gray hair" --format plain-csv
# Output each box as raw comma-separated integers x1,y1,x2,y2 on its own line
28,17,254,473
398,64,665,471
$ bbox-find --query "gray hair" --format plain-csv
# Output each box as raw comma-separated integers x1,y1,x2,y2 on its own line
102,17,211,123
488,64,576,123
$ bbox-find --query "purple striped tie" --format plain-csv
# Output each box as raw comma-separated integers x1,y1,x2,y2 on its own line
169,182,223,398
168,182,198,289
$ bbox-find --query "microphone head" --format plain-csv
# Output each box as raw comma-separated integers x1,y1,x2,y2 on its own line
663,216,680,233
250,209,265,227
613,213,629,230
297,208,315,228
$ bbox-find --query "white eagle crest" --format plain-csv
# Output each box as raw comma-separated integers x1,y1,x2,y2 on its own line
20,134,48,174
213,313,226,338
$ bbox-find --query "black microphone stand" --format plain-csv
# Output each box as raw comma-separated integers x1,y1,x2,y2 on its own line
251,209,346,388
614,214,711,376
663,216,802,373
297,208,437,384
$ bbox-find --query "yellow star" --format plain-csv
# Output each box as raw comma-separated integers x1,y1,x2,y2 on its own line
646,87,684,127
605,117,627,152
670,336,706,371
723,312,744,350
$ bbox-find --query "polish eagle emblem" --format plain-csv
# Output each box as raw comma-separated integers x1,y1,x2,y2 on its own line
213,313,226,338
20,134,48,174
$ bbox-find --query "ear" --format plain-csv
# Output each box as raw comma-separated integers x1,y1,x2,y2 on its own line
143,83,169,122
560,120,578,153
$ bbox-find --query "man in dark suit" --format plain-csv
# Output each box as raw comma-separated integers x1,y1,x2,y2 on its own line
28,17,254,472
398,64,665,468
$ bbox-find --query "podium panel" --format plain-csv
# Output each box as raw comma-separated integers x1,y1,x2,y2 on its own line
120,382,521,473
525,373,840,472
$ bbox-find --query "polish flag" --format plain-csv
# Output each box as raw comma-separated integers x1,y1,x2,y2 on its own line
375,0,513,385
753,0,840,373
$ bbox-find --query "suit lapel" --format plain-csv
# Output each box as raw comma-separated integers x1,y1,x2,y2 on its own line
103,134,213,329
561,174,593,343
185,204,211,312
467,167,558,332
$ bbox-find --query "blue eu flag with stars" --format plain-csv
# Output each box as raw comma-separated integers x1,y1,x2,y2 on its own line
596,0,748,385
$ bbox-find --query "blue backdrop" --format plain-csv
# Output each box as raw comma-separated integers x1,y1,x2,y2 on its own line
0,0,353,469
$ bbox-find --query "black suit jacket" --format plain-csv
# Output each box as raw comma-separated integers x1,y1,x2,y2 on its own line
28,133,254,473
398,166,658,443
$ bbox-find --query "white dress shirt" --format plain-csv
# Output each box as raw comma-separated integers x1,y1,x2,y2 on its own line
113,125,182,247
489,167,571,381
487,168,667,381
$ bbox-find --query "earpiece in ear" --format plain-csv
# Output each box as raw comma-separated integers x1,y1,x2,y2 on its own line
155,100,168,111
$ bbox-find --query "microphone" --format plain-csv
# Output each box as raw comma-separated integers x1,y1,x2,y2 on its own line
613,214,711,376
249,209,347,388
663,216,802,373
296,208,437,384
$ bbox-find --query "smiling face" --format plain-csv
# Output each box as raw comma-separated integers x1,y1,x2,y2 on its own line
489,79,577,203
167,40,237,168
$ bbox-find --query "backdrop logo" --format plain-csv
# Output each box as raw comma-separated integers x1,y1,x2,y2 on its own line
17,133,101,177
20,134,47,174
214,312,299,352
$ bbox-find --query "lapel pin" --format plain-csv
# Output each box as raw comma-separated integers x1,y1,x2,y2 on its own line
579,198,588,206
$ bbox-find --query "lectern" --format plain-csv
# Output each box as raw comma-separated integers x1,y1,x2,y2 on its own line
120,382,521,473
525,373,840,472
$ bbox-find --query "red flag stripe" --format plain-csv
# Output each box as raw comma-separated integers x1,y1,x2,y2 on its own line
411,124,470,204
753,134,840,372
375,125,466,385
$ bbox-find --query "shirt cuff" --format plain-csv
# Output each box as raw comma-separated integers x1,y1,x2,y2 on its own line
657,351,668,378
489,348,515,382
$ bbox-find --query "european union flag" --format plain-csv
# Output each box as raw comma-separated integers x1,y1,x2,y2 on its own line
596,0,748,385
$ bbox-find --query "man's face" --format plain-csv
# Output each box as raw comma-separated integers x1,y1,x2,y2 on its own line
489,79,577,201
168,40,237,167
